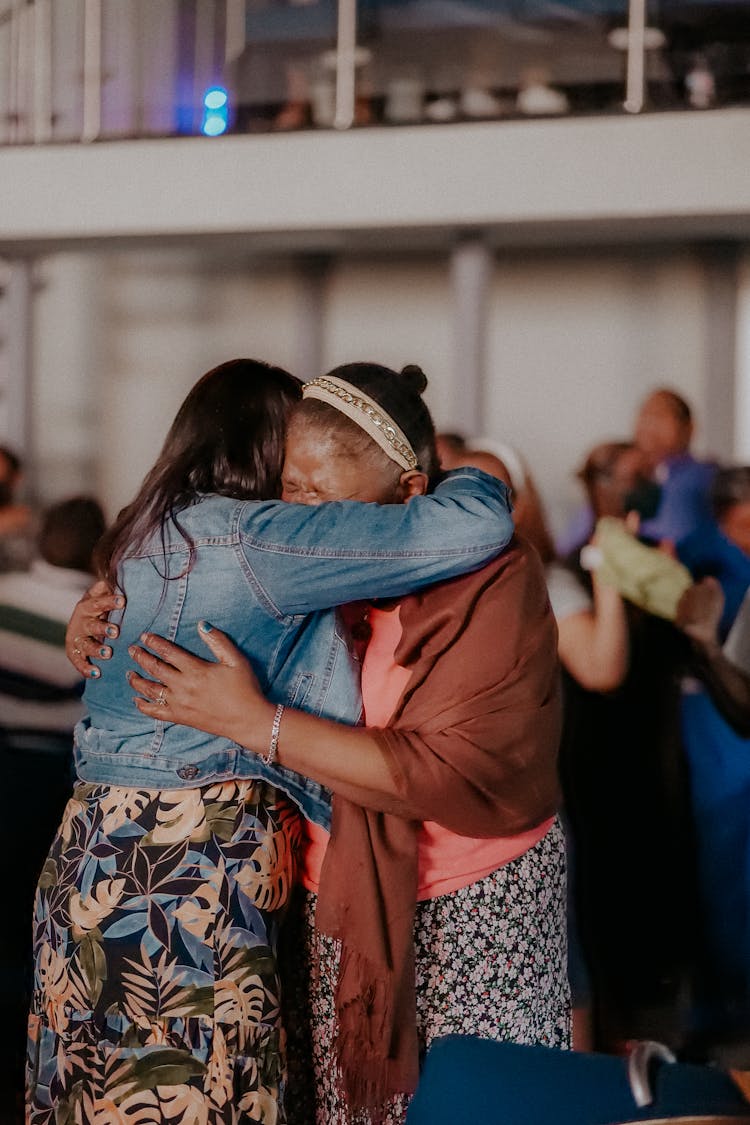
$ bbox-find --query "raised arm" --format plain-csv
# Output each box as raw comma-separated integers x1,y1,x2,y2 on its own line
677,579,750,737
244,468,513,614
557,577,629,693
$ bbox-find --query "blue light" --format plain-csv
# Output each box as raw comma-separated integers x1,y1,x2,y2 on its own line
204,86,228,111
203,113,228,136
201,86,229,136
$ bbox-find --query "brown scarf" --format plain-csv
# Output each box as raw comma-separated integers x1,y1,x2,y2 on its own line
315,538,562,1114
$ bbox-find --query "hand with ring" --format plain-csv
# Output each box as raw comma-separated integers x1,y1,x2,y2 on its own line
66,580,126,679
128,623,270,746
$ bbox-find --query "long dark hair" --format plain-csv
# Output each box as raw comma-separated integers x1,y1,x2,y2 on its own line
95,358,301,588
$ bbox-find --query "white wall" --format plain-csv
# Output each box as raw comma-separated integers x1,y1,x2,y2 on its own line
484,251,709,534
27,244,732,538
95,252,301,517
323,257,454,415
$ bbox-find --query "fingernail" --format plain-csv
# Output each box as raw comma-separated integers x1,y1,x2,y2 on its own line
199,620,213,633
99,647,110,658
106,625,118,638
115,596,125,607
125,671,132,684
89,667,101,679
128,646,136,657
140,633,150,644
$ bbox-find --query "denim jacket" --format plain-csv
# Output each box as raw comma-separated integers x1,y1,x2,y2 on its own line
75,469,512,827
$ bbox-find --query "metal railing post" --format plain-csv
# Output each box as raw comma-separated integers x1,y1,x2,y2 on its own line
81,0,102,141
333,0,356,131
624,0,646,114
225,0,245,66
32,0,52,143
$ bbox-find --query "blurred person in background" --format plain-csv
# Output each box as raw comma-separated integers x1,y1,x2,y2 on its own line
677,467,750,1060
497,441,629,1052
0,495,105,737
0,495,105,1125
556,388,717,558
0,446,35,573
559,439,699,1054
634,388,717,546
677,576,750,738
680,467,750,637
437,431,556,560
440,430,630,1050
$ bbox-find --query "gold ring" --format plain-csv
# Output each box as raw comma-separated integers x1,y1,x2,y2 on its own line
156,688,168,707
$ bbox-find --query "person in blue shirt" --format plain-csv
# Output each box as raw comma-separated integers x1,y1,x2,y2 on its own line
556,387,717,559
634,387,717,546
30,358,513,1125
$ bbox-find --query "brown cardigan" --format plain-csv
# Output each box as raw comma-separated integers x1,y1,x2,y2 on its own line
315,537,562,1113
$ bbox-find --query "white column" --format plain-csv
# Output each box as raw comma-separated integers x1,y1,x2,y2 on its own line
700,244,739,461
50,0,85,142
449,236,492,438
139,0,179,136
624,0,646,114
735,249,750,463
3,259,35,497
294,256,330,382
334,0,356,131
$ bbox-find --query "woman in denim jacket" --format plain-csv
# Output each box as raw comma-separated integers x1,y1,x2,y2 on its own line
29,359,512,1124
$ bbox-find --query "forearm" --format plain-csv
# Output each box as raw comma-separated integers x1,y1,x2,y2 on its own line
589,578,629,686
688,640,750,737
238,700,401,799
558,582,628,693
252,470,513,614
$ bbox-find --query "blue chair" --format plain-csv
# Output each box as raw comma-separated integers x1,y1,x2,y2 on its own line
405,1038,750,1125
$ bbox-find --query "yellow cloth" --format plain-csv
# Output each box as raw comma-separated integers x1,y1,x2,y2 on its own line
594,516,693,621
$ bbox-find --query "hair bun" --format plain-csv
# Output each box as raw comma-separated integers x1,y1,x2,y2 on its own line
400,364,428,396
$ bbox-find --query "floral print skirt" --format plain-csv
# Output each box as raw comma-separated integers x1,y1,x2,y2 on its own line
283,817,571,1125
26,779,301,1125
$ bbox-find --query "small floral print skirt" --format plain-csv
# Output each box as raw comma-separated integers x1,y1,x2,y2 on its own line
26,779,301,1125
284,817,571,1125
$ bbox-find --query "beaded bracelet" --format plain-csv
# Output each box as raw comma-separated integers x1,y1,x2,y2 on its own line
263,703,285,766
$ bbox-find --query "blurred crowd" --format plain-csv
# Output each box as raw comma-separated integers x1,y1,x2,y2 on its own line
0,448,105,1117
438,388,750,1064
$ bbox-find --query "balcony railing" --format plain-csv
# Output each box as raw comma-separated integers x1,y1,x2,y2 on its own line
0,0,748,146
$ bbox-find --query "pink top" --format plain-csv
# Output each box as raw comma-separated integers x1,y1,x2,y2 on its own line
299,605,553,899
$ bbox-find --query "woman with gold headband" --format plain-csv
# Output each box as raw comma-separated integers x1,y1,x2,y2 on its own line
35,360,514,1125
111,362,568,1124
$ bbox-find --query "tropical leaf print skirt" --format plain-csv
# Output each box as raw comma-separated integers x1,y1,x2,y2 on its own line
26,779,301,1125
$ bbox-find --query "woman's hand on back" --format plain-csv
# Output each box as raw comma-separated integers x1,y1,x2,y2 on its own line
66,580,124,678
129,625,276,749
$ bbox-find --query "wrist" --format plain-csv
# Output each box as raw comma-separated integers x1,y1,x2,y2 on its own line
231,697,277,753
263,703,285,766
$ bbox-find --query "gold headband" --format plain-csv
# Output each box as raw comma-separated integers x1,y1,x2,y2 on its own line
302,376,419,471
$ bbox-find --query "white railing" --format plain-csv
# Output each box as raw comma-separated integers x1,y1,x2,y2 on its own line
0,0,744,146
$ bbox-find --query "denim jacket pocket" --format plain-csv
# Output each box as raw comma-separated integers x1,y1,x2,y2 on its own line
287,673,313,709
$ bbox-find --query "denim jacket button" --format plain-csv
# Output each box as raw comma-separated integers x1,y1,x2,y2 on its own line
177,766,199,780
